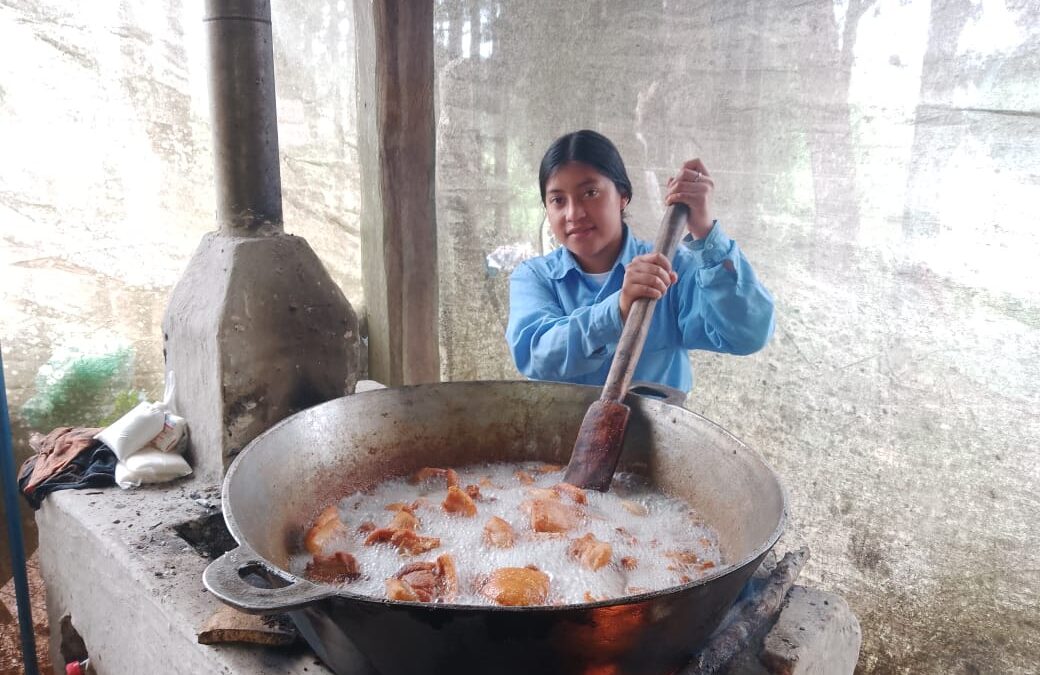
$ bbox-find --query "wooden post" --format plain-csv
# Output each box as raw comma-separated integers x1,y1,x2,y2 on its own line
355,0,440,386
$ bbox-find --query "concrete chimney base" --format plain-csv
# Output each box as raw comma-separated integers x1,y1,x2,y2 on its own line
162,232,360,483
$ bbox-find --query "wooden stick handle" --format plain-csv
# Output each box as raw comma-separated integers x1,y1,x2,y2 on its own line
600,204,689,403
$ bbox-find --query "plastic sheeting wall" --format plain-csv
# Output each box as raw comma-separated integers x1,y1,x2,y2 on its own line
433,0,1039,672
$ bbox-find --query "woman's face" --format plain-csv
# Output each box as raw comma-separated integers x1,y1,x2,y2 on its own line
544,161,628,273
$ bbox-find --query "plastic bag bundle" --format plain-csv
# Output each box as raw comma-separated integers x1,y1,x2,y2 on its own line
95,401,166,461
94,373,192,488
115,450,192,489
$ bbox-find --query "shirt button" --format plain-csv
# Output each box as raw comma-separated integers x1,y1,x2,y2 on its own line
707,243,714,249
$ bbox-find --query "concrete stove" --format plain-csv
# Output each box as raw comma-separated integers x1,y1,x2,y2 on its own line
36,479,860,675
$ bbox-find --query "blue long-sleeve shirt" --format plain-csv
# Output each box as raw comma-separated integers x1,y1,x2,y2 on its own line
506,223,774,392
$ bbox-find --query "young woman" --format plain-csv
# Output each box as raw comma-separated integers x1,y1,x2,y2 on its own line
506,130,774,393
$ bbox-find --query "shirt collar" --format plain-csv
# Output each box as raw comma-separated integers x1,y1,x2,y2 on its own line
544,225,637,280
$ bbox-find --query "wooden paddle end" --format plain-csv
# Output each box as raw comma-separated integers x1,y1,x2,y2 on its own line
563,399,631,491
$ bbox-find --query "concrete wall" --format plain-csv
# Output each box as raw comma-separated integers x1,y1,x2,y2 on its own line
0,0,362,579
433,0,1039,673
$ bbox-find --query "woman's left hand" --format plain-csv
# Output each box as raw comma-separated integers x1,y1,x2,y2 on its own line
665,159,714,240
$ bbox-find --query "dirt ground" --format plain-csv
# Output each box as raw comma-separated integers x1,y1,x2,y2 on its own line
0,552,52,675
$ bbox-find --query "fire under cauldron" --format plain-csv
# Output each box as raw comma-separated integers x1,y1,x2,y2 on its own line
203,381,786,675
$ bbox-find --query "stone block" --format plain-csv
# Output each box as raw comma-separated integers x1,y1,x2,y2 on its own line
759,586,861,675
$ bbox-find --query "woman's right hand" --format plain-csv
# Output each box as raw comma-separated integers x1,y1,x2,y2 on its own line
619,253,677,322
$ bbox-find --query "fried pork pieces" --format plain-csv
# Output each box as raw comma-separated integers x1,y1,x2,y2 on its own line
477,566,550,606
298,462,722,606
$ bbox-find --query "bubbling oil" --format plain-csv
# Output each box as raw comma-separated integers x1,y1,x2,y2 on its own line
290,461,722,606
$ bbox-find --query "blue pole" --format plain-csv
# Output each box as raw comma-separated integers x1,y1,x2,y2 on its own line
0,345,40,675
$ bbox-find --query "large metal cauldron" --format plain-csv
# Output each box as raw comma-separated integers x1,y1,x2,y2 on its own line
204,381,786,675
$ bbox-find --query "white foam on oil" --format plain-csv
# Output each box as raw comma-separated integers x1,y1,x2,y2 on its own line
290,462,722,606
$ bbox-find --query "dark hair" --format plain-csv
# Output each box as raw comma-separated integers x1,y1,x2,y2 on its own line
538,130,633,206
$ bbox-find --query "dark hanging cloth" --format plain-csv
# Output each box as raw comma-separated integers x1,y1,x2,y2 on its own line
18,427,116,509
21,427,102,492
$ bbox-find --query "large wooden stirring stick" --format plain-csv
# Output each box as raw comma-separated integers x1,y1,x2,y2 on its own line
564,204,690,491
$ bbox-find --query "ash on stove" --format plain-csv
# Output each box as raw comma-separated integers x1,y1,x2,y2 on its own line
173,511,237,559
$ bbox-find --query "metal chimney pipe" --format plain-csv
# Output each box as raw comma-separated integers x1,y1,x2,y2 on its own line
204,0,283,234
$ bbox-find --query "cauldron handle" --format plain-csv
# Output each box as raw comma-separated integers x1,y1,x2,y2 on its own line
628,381,688,407
203,545,335,613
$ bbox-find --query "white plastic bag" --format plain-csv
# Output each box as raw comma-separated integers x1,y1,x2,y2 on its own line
95,401,165,461
95,373,184,461
115,450,192,489
485,242,538,277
